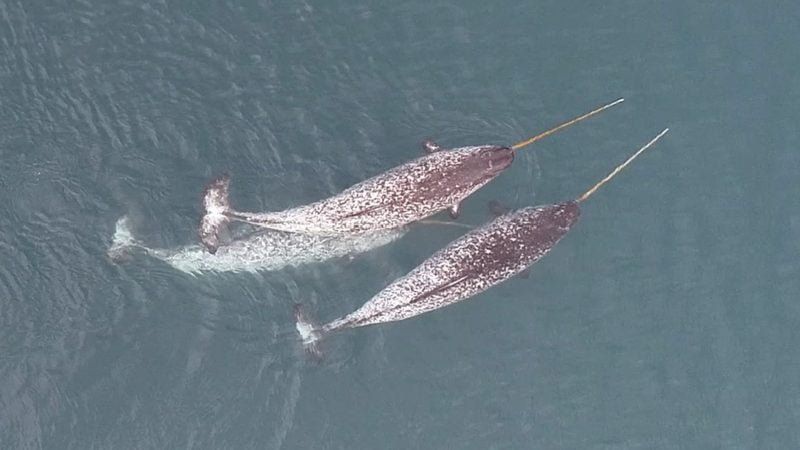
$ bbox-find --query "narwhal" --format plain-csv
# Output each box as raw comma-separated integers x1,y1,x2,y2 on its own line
294,128,669,356
107,216,408,274
199,99,625,253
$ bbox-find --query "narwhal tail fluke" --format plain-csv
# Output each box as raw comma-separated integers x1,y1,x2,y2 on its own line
199,174,232,254
293,304,327,360
108,215,142,262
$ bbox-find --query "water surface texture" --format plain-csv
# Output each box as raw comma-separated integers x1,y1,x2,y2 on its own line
2,1,799,449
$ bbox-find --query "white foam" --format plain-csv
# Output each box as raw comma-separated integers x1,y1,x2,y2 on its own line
108,216,141,261
295,319,317,345
111,216,136,247
108,215,406,274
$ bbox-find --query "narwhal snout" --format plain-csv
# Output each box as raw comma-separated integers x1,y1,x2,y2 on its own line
485,146,515,172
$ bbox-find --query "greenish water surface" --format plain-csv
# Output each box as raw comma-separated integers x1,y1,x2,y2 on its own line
1,1,798,449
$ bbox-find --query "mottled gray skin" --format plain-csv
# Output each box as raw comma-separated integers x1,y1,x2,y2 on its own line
200,145,514,252
311,201,580,335
111,216,406,274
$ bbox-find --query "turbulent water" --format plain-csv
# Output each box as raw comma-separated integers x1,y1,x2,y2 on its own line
2,1,800,449
109,215,407,274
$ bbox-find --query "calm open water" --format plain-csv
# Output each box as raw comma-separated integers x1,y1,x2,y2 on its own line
1,1,799,449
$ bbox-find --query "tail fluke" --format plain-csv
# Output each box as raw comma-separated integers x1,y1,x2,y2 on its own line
199,174,232,254
293,304,324,360
108,216,140,263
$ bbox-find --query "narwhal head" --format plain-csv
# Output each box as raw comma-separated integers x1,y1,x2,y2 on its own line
446,145,515,186
475,145,515,175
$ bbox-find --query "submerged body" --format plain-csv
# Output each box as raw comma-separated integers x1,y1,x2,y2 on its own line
109,216,406,274
296,202,579,348
200,145,513,252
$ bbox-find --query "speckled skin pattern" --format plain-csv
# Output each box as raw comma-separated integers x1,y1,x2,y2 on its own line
225,145,514,234
320,201,580,333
